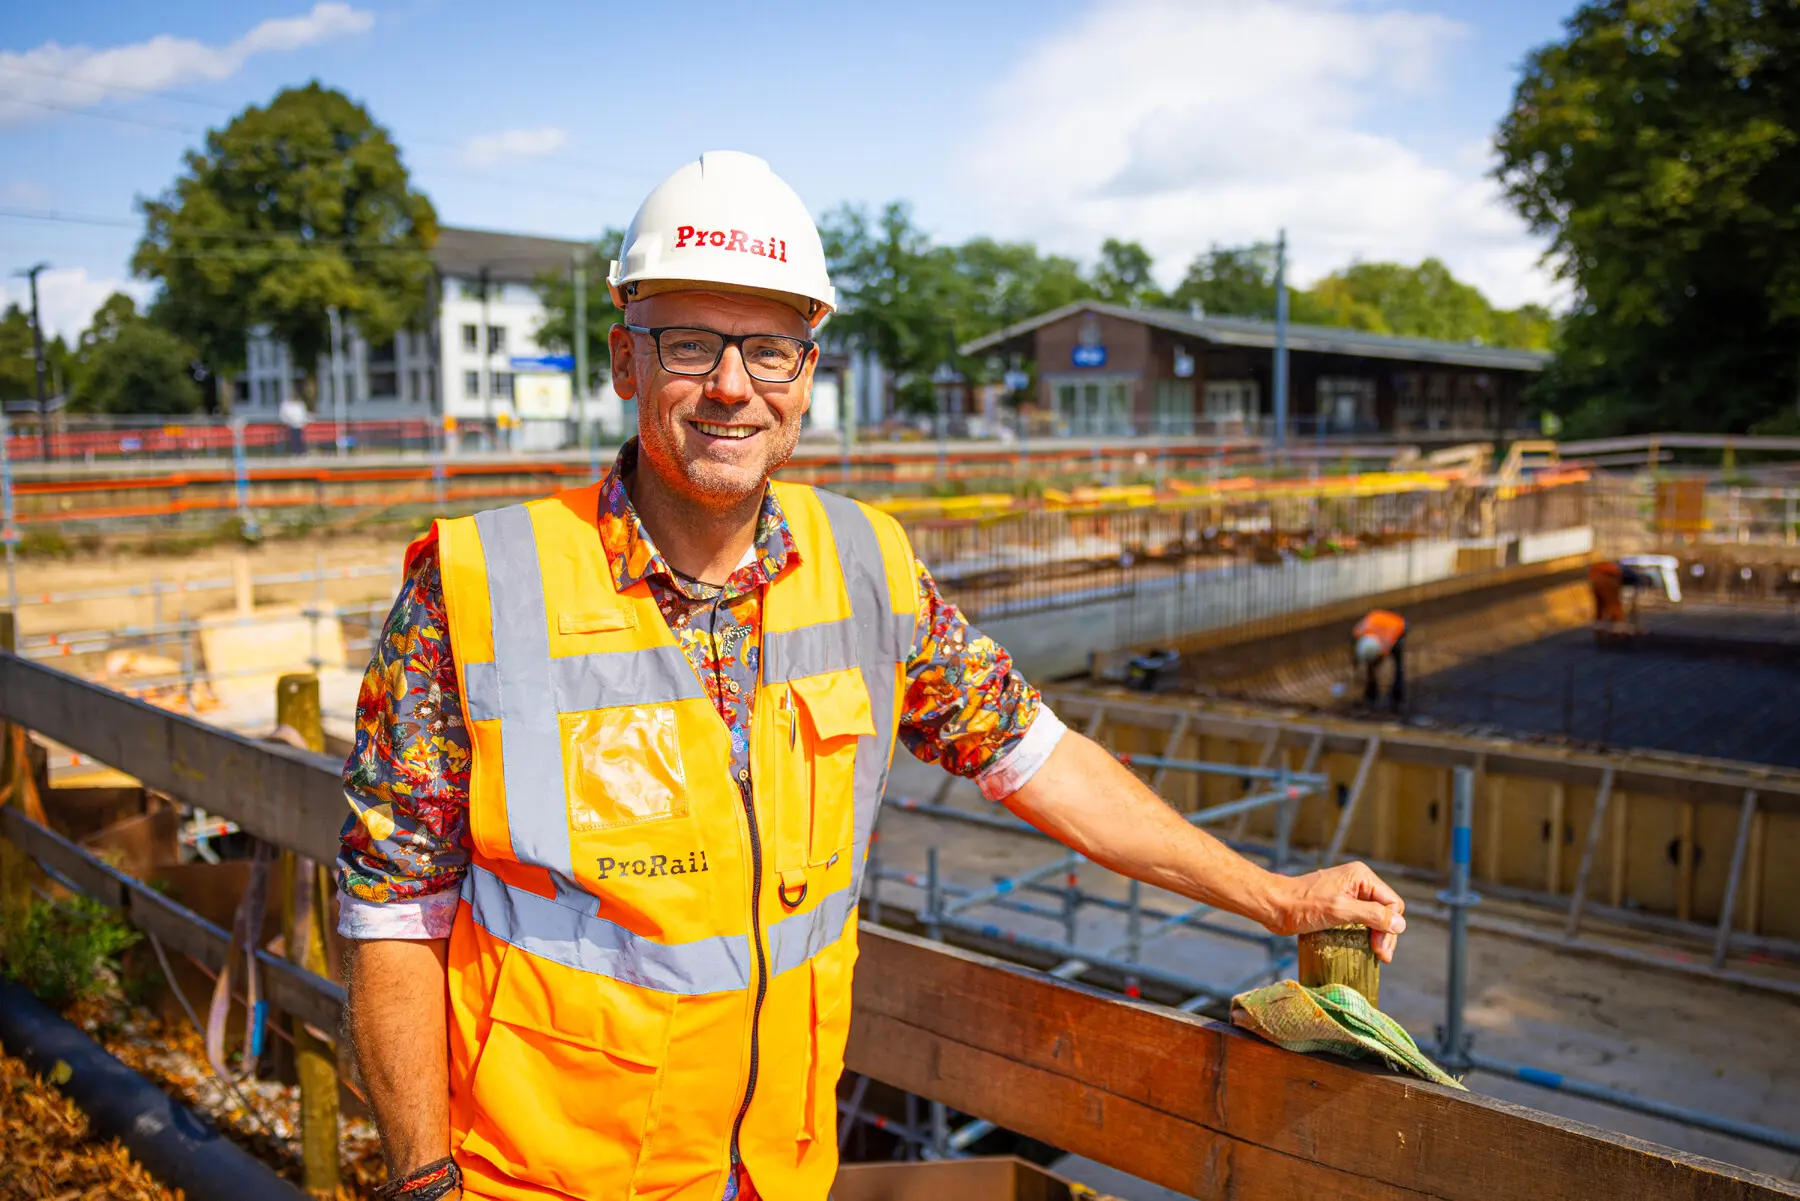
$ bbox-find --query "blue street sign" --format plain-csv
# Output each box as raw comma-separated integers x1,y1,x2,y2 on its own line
510,354,576,372
1003,369,1030,391
1072,345,1107,368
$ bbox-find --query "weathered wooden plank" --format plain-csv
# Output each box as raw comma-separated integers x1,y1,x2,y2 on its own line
0,655,342,863
851,926,1800,1201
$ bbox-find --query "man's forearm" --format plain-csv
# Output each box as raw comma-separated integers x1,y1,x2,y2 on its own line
346,936,453,1177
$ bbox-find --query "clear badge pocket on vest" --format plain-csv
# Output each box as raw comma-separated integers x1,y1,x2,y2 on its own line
790,670,875,867
460,946,677,1192
562,705,689,831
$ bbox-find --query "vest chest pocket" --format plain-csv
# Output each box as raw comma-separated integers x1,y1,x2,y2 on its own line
791,670,875,867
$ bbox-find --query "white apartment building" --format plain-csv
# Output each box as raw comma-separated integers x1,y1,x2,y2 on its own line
238,226,621,451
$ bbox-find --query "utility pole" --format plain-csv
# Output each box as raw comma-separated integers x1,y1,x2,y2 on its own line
479,266,493,450
572,254,589,452
15,264,49,461
327,306,348,457
1272,231,1289,452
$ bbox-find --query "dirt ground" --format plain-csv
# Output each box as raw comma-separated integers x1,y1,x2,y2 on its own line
11,534,406,638
879,753,1800,1189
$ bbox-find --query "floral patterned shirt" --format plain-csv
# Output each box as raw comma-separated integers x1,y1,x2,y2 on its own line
336,441,1063,921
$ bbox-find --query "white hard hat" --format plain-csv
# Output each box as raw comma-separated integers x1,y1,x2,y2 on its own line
608,151,835,328
1354,634,1385,665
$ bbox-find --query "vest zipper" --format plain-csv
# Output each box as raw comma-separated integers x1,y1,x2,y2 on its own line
728,589,769,1178
729,753,769,1174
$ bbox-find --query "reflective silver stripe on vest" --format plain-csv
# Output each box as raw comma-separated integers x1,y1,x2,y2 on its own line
474,506,571,875
812,490,913,900
464,865,753,996
766,873,858,978
465,648,706,722
762,617,857,684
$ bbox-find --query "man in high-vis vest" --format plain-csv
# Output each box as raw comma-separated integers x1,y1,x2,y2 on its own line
337,152,1409,1201
1352,609,1408,710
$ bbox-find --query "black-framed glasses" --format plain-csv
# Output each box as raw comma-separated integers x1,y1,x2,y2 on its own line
622,324,816,384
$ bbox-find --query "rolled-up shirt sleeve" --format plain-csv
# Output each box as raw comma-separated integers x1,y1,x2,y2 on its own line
899,562,1066,801
335,541,471,940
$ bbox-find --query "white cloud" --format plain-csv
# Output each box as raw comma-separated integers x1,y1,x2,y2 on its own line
0,4,374,127
0,269,154,342
958,0,1561,309
2,180,51,207
459,126,569,169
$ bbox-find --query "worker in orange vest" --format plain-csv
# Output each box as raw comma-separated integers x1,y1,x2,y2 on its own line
1352,609,1408,711
1589,560,1649,627
336,153,1409,1201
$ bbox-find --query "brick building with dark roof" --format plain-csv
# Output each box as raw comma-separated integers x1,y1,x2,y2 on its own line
960,300,1552,441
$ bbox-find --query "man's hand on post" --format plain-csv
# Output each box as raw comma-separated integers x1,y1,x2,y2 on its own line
1257,860,1406,962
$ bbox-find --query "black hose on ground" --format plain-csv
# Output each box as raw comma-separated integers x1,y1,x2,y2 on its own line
0,979,306,1200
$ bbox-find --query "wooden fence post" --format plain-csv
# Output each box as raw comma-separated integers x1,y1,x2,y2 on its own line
275,672,339,1199
0,612,38,946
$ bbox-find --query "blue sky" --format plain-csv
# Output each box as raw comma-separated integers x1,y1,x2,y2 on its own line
0,0,1579,340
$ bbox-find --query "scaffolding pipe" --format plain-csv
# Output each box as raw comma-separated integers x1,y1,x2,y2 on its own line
942,851,1080,919
1462,1052,1800,1157
1437,765,1479,1072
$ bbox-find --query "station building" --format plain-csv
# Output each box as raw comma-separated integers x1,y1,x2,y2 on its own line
959,300,1552,441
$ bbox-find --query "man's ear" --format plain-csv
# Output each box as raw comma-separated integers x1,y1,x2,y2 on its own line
608,324,637,399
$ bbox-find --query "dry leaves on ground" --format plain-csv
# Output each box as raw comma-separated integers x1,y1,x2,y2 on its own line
72,997,388,1199
0,1035,177,1201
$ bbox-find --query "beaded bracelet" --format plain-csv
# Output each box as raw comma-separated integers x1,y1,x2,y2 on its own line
373,1156,462,1200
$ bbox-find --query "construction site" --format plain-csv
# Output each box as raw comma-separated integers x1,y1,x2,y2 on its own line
0,429,1796,1199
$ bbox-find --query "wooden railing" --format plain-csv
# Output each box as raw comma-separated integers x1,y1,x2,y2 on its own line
1,653,1795,1200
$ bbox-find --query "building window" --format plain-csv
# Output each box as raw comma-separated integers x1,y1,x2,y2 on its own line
1204,380,1259,430
409,370,422,404
1053,379,1131,436
487,326,507,354
1152,381,1195,435
465,370,481,399
491,371,514,401
462,324,479,351
1316,377,1376,434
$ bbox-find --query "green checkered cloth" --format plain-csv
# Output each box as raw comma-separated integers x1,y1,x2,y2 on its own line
1230,979,1465,1089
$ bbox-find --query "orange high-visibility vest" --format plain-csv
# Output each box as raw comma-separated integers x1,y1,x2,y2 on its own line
1352,609,1407,656
427,480,918,1201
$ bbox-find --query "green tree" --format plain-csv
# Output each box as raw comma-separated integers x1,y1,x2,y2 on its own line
1494,0,1800,433
133,83,439,402
822,202,972,414
534,229,626,394
951,237,1095,339
1172,244,1280,318
1304,260,1489,340
0,305,39,402
70,292,203,415
1091,238,1166,308
0,305,75,406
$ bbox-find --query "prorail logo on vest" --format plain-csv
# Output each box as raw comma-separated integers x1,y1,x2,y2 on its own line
673,226,787,261
596,850,710,880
